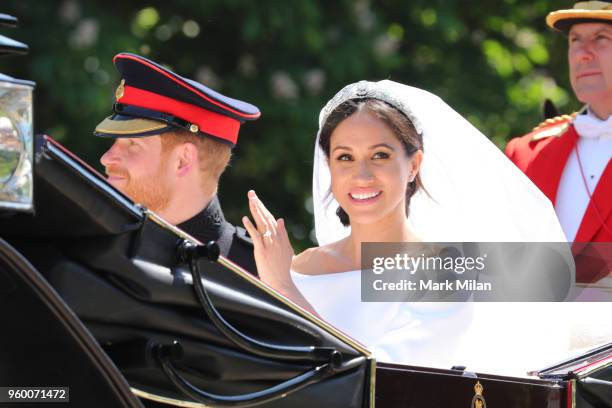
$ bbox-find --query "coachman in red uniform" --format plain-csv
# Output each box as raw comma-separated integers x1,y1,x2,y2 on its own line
505,1,612,284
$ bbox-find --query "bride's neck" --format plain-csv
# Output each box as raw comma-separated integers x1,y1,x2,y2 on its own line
342,213,418,269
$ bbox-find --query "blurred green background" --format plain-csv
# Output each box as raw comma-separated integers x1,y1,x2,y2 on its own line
0,0,579,250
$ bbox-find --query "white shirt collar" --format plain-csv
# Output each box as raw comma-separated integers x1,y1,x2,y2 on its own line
574,106,612,139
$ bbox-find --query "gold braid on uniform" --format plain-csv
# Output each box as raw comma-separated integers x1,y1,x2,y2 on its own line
531,113,576,132
530,112,580,141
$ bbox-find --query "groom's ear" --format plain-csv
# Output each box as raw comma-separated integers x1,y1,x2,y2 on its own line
173,141,199,177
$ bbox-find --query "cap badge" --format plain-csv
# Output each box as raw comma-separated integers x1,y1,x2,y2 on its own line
115,79,125,101
189,124,199,133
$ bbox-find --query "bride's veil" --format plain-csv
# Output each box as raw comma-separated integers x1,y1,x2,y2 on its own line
313,80,567,245
308,81,607,375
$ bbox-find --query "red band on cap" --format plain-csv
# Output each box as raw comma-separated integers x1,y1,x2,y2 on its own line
119,85,241,144
114,54,260,120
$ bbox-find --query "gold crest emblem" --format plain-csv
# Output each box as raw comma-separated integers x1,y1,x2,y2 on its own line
115,79,125,100
471,381,486,408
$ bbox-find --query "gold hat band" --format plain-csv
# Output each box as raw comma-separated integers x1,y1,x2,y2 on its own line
94,116,168,137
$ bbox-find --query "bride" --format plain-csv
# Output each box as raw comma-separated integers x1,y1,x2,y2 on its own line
242,80,572,376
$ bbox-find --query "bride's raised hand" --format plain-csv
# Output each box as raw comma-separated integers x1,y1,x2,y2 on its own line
242,190,294,291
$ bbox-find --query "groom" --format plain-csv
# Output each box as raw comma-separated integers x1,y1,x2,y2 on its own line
94,53,260,273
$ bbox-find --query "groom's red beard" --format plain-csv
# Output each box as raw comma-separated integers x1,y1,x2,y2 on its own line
105,164,171,213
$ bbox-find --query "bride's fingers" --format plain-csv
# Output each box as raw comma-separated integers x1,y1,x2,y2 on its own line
253,192,278,230
242,216,262,247
276,218,289,242
277,218,287,239
249,190,275,229
247,191,270,233
248,190,276,234
277,219,294,253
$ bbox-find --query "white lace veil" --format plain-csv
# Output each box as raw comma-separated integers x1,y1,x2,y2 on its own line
313,80,567,245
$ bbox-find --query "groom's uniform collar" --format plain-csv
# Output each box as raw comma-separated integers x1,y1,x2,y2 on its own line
178,196,257,275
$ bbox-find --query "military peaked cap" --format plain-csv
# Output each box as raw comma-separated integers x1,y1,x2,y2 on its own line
95,53,260,146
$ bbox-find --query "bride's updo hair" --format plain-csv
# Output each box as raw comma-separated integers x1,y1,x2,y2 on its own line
319,98,425,227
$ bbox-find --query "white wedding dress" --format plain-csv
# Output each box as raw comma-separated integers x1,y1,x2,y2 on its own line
292,270,572,377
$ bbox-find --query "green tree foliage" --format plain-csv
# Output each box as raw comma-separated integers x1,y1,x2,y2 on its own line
0,0,578,249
